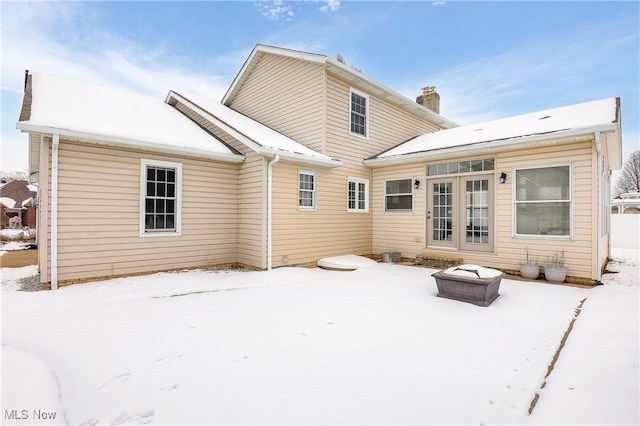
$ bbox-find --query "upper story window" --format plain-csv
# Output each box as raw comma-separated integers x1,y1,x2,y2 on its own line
514,164,571,238
299,170,317,210
350,88,368,138
385,178,413,211
140,159,182,237
348,177,369,212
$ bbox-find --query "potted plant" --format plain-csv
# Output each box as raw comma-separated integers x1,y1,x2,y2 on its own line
519,247,540,280
544,251,568,283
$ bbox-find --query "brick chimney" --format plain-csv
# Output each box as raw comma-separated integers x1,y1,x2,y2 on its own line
416,86,440,114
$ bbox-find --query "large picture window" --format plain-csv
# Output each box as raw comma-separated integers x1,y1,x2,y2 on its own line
140,159,182,236
299,171,316,210
385,178,413,211
350,88,368,138
514,165,571,237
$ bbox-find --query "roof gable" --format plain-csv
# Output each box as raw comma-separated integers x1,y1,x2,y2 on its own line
222,44,458,129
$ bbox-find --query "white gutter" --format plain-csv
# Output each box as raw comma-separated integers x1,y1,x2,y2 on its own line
364,125,617,167
51,134,59,290
259,147,342,168
267,155,280,271
16,123,245,164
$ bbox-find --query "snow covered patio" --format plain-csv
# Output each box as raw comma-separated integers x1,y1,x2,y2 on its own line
2,253,638,425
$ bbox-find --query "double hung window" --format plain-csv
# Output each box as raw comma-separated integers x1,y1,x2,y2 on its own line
299,171,317,210
350,88,368,137
140,159,182,236
514,165,571,237
385,179,413,211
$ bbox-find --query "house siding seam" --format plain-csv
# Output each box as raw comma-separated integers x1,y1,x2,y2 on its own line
173,100,268,269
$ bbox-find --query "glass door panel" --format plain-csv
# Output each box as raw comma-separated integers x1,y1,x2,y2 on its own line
427,179,456,248
460,176,493,252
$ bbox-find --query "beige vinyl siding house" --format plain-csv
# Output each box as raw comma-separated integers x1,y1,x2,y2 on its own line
38,140,240,284
366,98,621,284
18,44,621,288
219,46,452,268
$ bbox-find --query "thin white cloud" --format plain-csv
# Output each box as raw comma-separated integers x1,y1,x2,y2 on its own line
256,0,295,22
398,23,638,127
320,0,340,13
0,2,235,171
432,1,446,7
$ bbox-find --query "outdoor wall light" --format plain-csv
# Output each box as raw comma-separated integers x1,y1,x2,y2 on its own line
499,172,507,184
414,179,421,189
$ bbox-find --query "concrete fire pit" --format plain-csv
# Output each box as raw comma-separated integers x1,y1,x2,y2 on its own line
432,264,503,307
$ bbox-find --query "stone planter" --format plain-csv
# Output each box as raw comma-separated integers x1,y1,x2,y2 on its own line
544,265,568,283
391,252,401,263
519,262,540,280
381,252,391,263
432,265,503,307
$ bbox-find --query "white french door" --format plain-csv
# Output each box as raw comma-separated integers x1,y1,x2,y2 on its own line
427,174,493,252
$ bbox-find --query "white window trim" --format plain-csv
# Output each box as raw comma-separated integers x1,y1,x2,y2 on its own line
139,158,182,237
347,177,369,213
349,87,369,139
298,170,317,211
512,163,573,240
384,177,414,212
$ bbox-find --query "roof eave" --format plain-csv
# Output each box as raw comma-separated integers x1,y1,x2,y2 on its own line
363,125,618,167
16,122,246,164
259,147,342,168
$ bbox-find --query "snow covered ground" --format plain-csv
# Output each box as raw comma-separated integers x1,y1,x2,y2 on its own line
1,251,638,425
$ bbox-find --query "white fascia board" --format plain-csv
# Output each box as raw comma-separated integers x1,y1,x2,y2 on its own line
16,123,245,163
363,125,617,167
167,91,262,154
259,146,342,168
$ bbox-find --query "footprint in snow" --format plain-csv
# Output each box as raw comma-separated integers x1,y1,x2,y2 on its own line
111,410,154,425
99,373,131,390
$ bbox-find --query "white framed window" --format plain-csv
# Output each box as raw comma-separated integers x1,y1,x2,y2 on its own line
385,178,413,211
349,88,368,138
140,159,182,237
347,177,369,212
298,170,317,210
514,164,572,238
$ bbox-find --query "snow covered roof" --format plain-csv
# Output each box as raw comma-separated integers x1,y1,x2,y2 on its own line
17,73,244,163
0,197,17,209
167,91,342,168
222,44,458,129
366,97,621,166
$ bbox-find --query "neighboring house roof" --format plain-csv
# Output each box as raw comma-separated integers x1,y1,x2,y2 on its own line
167,91,342,168
222,44,459,130
17,72,244,163
0,197,17,209
365,97,621,166
0,180,35,210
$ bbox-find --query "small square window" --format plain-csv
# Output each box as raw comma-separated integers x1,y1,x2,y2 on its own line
385,178,413,211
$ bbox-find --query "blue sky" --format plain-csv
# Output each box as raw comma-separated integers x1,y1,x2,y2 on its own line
1,1,638,176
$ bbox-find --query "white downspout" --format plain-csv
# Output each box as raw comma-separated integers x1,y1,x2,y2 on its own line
595,131,603,283
267,155,280,271
51,134,59,290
